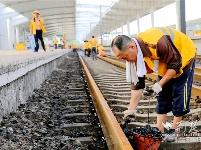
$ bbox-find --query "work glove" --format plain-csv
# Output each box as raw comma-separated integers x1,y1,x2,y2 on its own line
153,82,162,94
123,110,137,120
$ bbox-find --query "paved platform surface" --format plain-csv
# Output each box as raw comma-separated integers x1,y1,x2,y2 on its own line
0,49,70,64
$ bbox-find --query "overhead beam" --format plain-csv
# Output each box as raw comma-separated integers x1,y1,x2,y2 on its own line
0,12,19,20
76,4,109,9
43,28,75,33
20,6,75,16
45,26,75,29
4,0,74,8
21,9,75,19
44,14,75,20
108,9,138,15
45,17,75,22
46,30,75,34
39,12,75,19
45,18,75,24
103,15,128,21
44,22,75,27
47,28,74,33
1,0,33,6
12,17,29,26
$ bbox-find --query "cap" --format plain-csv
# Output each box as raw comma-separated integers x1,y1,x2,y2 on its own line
32,10,40,16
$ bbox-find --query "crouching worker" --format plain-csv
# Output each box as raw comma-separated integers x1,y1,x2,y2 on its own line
97,44,105,57
111,27,196,142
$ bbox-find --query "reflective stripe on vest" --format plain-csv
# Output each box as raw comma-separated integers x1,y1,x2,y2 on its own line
156,27,174,42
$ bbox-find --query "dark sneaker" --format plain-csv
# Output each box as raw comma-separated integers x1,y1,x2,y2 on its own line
163,129,177,142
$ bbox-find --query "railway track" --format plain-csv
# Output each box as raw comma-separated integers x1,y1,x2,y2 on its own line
196,55,201,60
81,54,201,149
0,52,110,150
0,51,200,150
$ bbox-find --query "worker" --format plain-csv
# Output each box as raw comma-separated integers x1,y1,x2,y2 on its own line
97,44,105,57
89,36,98,60
97,44,104,52
111,27,196,142
30,10,46,52
84,40,90,56
68,43,72,49
53,37,58,49
72,44,77,52
88,43,92,57
62,33,67,49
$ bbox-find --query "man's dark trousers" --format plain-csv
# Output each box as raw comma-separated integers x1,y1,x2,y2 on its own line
34,30,45,51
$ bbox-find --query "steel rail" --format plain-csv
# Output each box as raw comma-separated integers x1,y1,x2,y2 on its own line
78,54,133,150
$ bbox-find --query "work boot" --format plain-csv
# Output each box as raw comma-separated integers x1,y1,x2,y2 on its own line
163,129,177,142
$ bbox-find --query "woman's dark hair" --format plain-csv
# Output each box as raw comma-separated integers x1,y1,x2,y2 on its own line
111,35,132,51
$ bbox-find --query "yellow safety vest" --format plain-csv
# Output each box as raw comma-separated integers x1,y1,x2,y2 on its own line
84,42,90,49
89,38,98,47
30,18,46,34
53,39,58,44
97,44,104,51
137,27,196,77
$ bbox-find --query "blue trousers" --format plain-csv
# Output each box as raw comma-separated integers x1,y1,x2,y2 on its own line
156,60,195,117
92,47,97,60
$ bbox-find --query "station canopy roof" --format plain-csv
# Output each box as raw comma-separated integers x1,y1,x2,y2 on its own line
0,0,174,40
